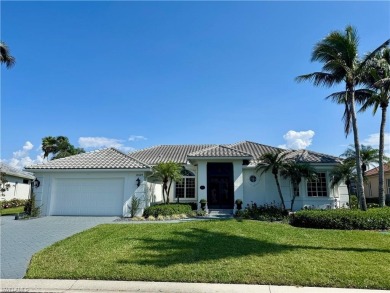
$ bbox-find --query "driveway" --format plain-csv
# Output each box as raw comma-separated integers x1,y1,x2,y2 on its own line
1,216,117,279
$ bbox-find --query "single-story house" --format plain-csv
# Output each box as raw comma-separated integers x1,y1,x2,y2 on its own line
364,163,390,199
1,162,35,201
25,141,349,217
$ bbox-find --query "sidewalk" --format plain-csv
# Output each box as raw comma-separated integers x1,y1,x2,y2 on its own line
1,279,389,293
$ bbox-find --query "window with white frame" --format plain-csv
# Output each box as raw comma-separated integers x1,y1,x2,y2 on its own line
307,173,328,197
176,169,196,199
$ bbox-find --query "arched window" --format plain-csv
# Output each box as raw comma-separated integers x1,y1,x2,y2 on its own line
176,169,196,199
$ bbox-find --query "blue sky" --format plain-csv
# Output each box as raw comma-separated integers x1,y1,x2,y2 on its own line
1,1,389,169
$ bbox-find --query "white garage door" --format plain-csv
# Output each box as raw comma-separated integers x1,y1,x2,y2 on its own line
50,177,124,216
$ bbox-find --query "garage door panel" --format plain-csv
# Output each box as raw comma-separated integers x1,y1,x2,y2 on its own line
51,178,124,216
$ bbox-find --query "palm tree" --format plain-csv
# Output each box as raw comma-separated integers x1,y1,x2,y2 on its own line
296,26,389,210
341,145,388,180
0,41,15,68
330,161,356,204
42,136,58,159
359,47,390,206
149,162,182,204
42,136,85,160
256,152,289,211
280,161,317,211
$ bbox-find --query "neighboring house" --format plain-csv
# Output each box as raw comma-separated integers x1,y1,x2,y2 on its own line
364,163,390,199
0,162,35,201
25,141,348,217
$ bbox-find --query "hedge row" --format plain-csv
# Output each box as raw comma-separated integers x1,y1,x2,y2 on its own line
1,199,28,209
143,203,193,218
290,207,390,230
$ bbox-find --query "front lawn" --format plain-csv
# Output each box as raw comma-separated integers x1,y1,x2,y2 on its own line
0,206,24,216
26,220,390,289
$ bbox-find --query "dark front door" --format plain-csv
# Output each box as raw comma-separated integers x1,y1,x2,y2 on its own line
207,163,234,209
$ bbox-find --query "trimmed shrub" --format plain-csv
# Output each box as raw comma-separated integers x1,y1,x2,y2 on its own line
290,207,390,230
349,195,358,209
235,202,288,222
178,202,197,210
143,203,192,218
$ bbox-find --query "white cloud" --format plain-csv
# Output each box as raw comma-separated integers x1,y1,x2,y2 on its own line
278,130,315,150
78,137,135,153
128,135,147,142
23,141,34,151
362,132,390,156
4,141,45,170
12,141,34,158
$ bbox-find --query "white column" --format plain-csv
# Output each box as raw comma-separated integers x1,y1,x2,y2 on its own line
197,161,207,209
233,160,244,208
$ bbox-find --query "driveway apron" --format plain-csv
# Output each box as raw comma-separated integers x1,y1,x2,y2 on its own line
0,216,117,279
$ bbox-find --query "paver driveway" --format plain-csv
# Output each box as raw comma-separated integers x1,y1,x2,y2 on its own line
1,216,117,279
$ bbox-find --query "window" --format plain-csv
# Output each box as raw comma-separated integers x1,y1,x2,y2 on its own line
307,173,328,197
176,169,196,199
387,179,390,195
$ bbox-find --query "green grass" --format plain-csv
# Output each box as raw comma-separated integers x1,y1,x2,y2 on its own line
0,206,24,216
26,220,390,289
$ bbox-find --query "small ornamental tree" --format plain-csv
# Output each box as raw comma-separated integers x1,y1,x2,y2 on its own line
281,161,317,211
149,162,182,204
256,152,289,211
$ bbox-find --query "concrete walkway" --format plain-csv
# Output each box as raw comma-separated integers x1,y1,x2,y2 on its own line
1,216,118,279
1,279,389,293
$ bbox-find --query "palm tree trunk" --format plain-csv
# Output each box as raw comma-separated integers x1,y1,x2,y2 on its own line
162,182,167,204
273,173,286,210
378,105,387,207
350,91,367,211
290,185,298,211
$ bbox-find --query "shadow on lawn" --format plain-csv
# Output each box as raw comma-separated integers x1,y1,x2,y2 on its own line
117,227,390,267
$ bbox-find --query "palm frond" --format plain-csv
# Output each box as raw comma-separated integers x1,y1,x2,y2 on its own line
295,72,338,87
360,38,390,69
0,41,15,68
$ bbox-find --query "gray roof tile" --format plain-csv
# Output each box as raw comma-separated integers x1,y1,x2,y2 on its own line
227,141,282,164
285,150,342,164
129,145,214,165
0,163,35,179
188,145,252,158
25,148,149,170
129,141,341,166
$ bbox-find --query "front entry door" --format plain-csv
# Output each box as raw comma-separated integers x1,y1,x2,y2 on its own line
207,163,234,209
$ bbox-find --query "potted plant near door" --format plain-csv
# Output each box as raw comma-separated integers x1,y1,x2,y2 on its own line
235,199,243,210
199,199,207,211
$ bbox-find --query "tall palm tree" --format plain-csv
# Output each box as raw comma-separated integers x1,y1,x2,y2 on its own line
149,162,182,204
0,41,15,68
256,152,289,211
296,26,389,210
280,161,317,211
359,48,390,206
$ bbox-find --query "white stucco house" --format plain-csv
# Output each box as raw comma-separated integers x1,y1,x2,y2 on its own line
25,141,349,217
1,162,35,201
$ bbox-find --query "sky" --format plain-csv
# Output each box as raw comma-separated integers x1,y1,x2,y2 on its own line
1,1,390,169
